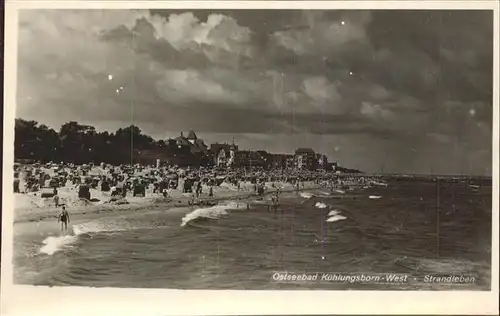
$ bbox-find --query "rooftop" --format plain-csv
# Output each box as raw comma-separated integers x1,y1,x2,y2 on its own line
186,130,197,140
295,148,315,154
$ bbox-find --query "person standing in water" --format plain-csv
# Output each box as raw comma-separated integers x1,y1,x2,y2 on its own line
58,206,70,234
53,194,60,208
270,193,279,212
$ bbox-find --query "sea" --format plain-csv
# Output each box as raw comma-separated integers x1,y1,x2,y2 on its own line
13,180,492,290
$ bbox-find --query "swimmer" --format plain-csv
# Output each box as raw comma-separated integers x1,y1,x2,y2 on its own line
57,206,70,234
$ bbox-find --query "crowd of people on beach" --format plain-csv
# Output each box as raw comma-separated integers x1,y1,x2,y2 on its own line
12,161,391,234
15,162,381,192
13,161,388,215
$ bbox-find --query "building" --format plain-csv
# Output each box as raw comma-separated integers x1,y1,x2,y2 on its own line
227,143,237,167
326,162,338,172
210,142,239,154
268,153,294,170
210,142,239,167
176,130,208,155
141,130,209,167
294,148,317,170
216,148,227,167
234,150,268,168
316,153,328,170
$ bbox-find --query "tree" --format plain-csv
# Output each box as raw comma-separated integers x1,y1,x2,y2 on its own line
59,121,96,163
15,119,59,162
13,118,214,166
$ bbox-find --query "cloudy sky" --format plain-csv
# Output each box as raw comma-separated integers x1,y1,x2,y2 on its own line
16,9,493,175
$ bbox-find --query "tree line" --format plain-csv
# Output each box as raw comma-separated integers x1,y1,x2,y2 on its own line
14,118,175,165
14,118,355,171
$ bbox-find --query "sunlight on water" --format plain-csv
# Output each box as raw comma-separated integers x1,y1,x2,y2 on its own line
40,235,77,255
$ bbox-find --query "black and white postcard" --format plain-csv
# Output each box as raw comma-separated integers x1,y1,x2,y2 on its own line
2,1,499,315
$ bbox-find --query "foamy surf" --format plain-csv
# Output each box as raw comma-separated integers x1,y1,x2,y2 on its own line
326,215,347,222
369,195,382,199
328,209,340,216
39,235,77,255
300,192,314,199
315,202,327,209
335,190,345,194
181,201,246,227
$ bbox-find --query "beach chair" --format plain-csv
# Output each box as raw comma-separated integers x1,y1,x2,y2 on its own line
14,179,20,193
133,184,146,197
40,188,55,198
78,185,91,200
101,180,110,192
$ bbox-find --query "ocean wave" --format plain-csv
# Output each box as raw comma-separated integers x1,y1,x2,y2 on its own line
335,189,346,194
40,235,78,255
72,219,135,236
300,192,314,199
369,195,382,199
181,202,246,227
326,215,347,222
315,202,328,209
328,209,340,216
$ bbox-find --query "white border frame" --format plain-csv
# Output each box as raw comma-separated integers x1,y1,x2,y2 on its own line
2,1,499,315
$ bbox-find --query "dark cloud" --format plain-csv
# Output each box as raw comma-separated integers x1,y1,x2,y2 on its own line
16,9,493,174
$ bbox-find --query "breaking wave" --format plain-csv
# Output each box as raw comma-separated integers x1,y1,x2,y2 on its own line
328,209,340,216
181,201,247,227
39,218,142,256
326,208,347,222
315,202,328,209
300,192,314,199
326,215,347,222
369,195,382,199
39,235,77,255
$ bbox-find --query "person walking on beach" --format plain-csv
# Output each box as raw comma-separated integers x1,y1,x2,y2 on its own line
193,181,199,198
197,181,202,196
53,194,60,208
58,206,70,234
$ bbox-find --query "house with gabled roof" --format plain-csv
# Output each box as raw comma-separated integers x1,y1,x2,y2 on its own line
175,130,208,155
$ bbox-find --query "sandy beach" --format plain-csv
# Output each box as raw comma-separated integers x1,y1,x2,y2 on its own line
13,175,326,236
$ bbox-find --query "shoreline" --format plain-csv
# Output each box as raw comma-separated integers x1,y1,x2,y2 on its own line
13,181,331,224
